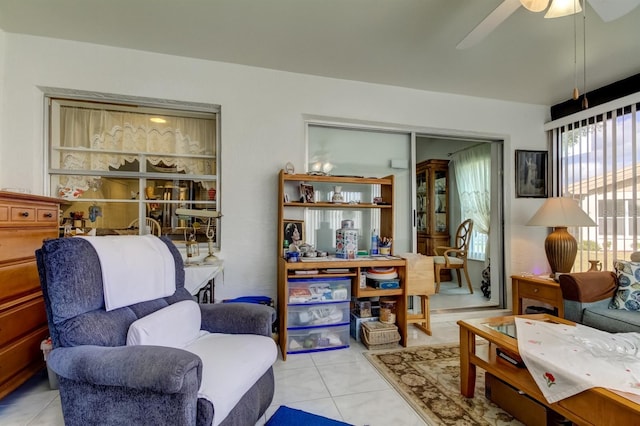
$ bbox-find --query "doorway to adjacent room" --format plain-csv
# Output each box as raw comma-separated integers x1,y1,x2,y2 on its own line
305,120,505,312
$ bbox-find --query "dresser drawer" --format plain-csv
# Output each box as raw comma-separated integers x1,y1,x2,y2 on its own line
0,199,58,226
0,326,49,385
0,229,58,262
10,206,36,223
517,281,558,300
0,297,47,347
0,261,41,302
36,207,58,223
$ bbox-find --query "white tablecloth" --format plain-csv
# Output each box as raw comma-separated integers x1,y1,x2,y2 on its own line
184,261,223,295
515,317,640,403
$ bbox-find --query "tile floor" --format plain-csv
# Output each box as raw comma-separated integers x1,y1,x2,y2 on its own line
0,292,508,426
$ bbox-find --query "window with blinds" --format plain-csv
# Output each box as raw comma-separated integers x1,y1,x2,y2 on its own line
548,94,640,271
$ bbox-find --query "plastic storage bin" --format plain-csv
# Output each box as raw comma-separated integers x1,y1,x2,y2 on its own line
287,324,350,354
288,277,350,304
287,302,349,327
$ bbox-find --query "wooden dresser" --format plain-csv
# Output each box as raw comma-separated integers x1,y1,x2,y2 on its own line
0,191,61,399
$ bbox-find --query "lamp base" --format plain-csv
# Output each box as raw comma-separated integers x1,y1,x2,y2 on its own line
203,238,217,264
544,226,577,275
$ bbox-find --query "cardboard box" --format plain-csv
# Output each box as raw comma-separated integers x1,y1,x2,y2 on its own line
399,253,435,295
484,373,570,426
350,312,379,342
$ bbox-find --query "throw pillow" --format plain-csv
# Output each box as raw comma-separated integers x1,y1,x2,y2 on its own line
126,300,204,347
610,260,640,311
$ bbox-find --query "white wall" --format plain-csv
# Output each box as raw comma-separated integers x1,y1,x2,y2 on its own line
0,30,5,160
0,32,552,305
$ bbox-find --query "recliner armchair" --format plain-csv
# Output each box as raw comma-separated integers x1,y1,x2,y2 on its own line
36,236,276,426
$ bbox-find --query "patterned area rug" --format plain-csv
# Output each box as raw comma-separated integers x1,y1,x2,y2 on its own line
365,344,523,425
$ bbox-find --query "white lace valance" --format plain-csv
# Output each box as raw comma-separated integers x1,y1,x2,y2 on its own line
55,107,215,198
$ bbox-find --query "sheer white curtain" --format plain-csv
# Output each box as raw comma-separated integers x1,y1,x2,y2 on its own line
451,144,491,257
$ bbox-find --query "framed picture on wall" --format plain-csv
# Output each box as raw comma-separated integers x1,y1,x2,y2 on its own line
515,150,548,198
283,220,304,247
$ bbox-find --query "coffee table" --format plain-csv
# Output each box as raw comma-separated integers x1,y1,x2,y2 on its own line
458,314,640,426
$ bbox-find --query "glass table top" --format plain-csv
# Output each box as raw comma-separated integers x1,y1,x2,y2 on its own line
485,321,517,339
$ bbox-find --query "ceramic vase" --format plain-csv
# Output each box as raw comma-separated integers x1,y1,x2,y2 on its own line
332,186,344,203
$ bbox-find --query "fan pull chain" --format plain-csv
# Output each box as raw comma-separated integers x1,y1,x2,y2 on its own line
582,0,588,109
572,2,579,100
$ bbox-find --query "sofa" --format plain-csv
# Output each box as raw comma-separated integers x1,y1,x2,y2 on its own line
558,269,640,333
36,236,277,426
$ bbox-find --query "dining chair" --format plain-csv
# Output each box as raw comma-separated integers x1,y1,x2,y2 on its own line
128,217,162,236
433,219,474,294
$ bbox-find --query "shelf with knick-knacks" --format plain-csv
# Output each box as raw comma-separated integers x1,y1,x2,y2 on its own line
276,169,408,360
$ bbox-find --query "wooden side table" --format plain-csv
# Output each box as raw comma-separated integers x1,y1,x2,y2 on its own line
511,274,564,318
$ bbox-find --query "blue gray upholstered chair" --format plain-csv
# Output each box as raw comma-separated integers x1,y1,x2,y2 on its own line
36,236,276,426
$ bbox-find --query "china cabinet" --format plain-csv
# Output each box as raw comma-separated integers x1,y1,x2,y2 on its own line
0,191,62,399
276,170,407,360
416,159,450,280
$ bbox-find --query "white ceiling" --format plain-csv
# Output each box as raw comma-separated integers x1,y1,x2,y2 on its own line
1,0,639,106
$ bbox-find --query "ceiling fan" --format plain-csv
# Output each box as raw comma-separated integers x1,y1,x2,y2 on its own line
457,0,640,49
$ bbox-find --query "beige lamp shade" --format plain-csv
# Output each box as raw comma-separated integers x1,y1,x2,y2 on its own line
527,197,596,275
521,0,549,12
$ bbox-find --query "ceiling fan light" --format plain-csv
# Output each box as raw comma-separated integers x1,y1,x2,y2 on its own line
520,0,550,12
544,0,582,18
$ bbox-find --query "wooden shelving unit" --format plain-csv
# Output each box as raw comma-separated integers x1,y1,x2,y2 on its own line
276,170,407,360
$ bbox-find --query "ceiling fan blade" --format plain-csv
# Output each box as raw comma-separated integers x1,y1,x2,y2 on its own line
587,0,640,22
456,0,522,50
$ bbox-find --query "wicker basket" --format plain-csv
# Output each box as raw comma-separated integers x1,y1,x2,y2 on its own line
360,321,400,350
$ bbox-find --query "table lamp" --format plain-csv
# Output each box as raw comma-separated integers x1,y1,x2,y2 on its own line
526,197,596,276
176,208,222,264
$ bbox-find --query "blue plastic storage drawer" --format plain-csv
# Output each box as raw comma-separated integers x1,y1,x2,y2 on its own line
288,277,351,304
287,301,350,328
286,324,350,354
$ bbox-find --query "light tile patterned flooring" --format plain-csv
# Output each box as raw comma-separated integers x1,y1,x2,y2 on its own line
0,290,508,426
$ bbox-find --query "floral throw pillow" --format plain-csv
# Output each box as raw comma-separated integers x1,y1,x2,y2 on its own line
610,260,640,311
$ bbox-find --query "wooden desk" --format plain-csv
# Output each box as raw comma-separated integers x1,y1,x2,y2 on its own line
511,274,564,318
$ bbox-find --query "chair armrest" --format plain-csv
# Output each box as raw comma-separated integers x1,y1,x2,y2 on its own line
558,271,617,303
434,246,450,256
47,345,202,393
200,303,275,337
443,248,464,257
